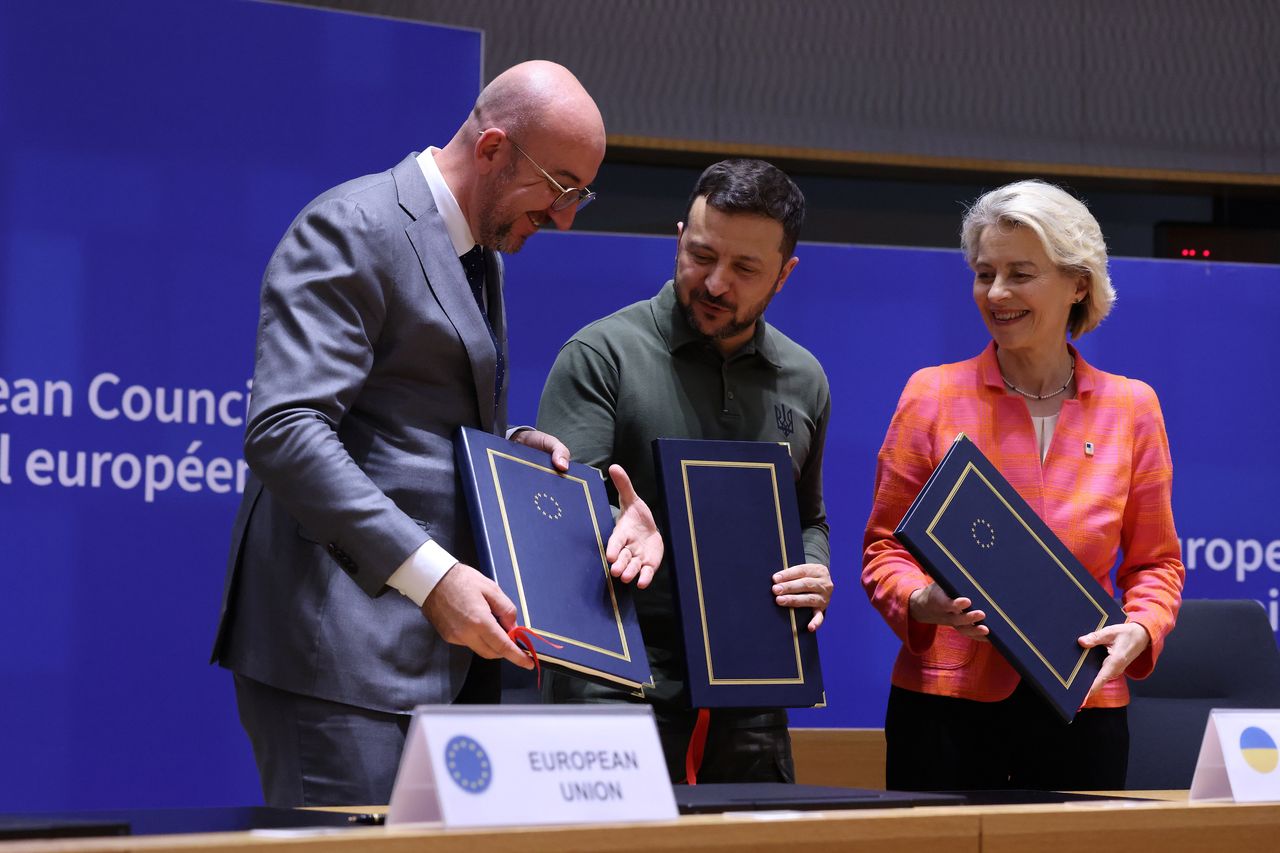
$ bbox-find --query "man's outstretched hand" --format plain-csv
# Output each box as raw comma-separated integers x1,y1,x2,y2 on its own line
604,464,663,589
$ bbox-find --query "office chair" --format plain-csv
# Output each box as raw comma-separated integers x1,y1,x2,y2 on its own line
1125,598,1280,790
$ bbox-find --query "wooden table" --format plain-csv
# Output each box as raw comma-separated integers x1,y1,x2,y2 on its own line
3,794,1279,853
979,795,1280,853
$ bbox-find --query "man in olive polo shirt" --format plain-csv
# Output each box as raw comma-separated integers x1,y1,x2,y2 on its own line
536,158,833,783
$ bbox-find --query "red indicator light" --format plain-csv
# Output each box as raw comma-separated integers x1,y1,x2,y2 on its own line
1202,250,1210,258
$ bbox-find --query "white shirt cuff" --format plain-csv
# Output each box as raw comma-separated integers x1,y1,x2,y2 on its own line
386,539,457,607
506,425,532,440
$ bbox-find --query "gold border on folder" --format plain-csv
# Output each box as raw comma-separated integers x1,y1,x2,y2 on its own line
487,450,634,667
925,461,1109,689
680,459,804,686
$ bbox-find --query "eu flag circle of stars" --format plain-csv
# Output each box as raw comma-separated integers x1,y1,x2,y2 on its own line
970,517,996,550
445,735,493,793
533,491,563,520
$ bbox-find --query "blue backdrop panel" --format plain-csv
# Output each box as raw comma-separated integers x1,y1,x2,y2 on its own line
4,0,1280,808
504,233,1280,728
0,0,480,810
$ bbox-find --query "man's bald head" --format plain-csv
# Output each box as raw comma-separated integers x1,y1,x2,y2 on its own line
438,61,606,253
470,60,604,151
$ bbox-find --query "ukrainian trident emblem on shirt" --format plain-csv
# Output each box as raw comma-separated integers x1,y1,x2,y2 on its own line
774,403,794,438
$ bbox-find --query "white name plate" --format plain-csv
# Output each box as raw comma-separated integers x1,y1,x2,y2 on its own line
1190,709,1280,802
387,704,678,828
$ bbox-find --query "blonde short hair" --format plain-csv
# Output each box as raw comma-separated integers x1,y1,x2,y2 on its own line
961,180,1115,338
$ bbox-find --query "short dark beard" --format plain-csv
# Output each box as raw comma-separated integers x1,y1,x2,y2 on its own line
675,264,781,343
489,220,520,254
681,298,760,342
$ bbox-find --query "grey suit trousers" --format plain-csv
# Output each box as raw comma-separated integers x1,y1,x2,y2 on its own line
235,659,500,807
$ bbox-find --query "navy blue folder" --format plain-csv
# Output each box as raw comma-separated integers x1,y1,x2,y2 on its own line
894,433,1127,722
652,439,824,709
673,783,965,813
455,427,653,693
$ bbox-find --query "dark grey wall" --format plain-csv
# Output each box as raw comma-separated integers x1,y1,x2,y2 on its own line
278,0,1278,257
286,0,1280,176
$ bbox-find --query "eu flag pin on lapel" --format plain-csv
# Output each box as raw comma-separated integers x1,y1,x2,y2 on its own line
1084,441,1095,457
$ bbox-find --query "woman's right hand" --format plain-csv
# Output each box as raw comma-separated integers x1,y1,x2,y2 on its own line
908,583,990,641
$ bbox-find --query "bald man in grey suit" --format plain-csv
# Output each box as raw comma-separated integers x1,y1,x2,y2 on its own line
212,62,662,808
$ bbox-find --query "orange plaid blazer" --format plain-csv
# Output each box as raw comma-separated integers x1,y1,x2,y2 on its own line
861,343,1185,708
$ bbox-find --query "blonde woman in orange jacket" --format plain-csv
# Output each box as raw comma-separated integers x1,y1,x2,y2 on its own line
862,180,1185,792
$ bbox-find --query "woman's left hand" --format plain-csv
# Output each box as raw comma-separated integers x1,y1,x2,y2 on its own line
1078,622,1151,703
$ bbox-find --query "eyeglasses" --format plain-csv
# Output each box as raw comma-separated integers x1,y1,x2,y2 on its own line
499,133,597,213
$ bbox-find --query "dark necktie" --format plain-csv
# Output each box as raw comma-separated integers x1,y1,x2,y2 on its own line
460,245,504,407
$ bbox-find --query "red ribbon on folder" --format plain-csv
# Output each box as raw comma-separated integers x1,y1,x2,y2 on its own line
508,625,564,689
684,707,712,785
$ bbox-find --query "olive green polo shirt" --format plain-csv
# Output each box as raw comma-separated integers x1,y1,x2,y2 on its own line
537,280,831,706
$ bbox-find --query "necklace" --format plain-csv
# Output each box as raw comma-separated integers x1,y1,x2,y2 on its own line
1000,357,1075,400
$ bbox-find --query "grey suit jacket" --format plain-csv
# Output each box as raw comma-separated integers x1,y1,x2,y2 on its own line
212,154,507,712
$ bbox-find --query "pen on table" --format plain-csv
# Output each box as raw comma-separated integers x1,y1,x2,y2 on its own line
347,813,385,826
